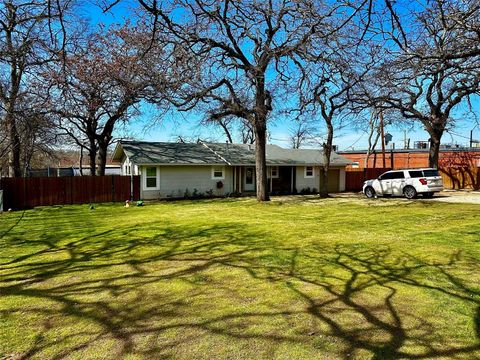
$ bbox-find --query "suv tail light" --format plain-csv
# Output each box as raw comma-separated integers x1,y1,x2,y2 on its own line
419,178,428,185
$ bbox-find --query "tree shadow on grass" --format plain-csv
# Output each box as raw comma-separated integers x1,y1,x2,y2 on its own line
1,223,480,359
0,210,25,240
281,245,480,359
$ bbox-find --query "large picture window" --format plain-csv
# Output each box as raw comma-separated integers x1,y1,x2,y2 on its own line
145,167,158,189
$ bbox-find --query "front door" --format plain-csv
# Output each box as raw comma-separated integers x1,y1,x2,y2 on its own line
244,167,255,191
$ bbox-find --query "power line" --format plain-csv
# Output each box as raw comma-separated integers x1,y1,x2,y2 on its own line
446,130,471,140
344,133,365,150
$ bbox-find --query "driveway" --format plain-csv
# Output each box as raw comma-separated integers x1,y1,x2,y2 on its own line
428,190,480,204
329,191,480,205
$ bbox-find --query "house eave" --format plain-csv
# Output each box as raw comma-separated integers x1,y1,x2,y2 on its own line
111,143,125,162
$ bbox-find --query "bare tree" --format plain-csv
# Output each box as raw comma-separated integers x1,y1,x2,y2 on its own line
289,122,316,149
0,0,69,177
364,110,381,168
130,0,350,201
46,24,162,175
366,0,480,168
297,27,374,197
205,116,257,145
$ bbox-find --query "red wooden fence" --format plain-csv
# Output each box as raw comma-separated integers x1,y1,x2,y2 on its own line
0,176,140,210
345,168,391,192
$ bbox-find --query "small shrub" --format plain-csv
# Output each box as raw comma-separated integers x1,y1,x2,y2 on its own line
300,187,312,195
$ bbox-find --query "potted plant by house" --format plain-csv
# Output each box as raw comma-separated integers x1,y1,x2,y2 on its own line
216,181,224,196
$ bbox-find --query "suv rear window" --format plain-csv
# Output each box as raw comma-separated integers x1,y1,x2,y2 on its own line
423,169,439,177
409,170,423,178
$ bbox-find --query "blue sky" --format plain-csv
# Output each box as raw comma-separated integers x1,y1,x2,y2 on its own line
82,2,480,151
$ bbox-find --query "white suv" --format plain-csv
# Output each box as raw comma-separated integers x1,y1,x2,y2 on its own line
363,168,444,199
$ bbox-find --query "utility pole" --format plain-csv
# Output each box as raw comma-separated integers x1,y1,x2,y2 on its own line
471,124,479,148
379,111,386,168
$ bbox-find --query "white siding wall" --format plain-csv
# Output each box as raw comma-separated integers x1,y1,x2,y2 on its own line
295,166,320,191
339,168,346,192
295,166,346,193
140,165,233,199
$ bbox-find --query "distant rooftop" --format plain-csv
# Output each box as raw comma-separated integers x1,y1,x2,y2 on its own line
338,147,480,154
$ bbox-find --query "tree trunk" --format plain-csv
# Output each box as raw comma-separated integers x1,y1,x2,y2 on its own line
254,123,269,202
79,147,84,176
6,114,21,178
88,138,96,176
428,129,443,169
97,140,108,176
320,122,333,198
253,71,270,202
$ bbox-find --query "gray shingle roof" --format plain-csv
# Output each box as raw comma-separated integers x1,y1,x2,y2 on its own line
114,141,226,165
113,141,352,166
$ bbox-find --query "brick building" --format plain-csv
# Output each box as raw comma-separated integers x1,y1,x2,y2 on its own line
338,148,480,189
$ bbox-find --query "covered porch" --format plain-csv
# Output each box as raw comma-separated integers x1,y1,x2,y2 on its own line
232,166,296,195
232,165,345,195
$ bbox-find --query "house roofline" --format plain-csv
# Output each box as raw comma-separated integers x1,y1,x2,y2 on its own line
124,162,351,167
111,142,125,162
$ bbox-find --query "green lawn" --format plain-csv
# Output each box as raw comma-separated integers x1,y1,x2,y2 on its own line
1,196,480,359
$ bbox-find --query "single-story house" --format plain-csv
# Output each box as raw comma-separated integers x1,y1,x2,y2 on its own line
112,140,352,199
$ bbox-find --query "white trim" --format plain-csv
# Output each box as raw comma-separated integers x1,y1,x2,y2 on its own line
269,166,279,179
211,165,225,180
123,156,132,176
143,166,160,191
304,166,314,178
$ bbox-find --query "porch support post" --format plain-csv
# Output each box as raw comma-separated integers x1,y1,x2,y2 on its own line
233,166,236,193
269,166,273,193
291,166,294,193
239,167,242,193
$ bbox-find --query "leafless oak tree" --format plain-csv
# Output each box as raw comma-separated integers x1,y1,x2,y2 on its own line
296,24,374,197
128,0,357,201
0,0,70,177
365,0,480,168
45,24,163,175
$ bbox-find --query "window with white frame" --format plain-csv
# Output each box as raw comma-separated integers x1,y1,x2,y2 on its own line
351,161,360,169
124,160,131,175
211,166,225,179
269,166,279,178
145,167,158,189
304,166,314,178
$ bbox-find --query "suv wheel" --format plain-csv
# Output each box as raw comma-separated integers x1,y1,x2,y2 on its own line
403,186,417,199
364,186,376,198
